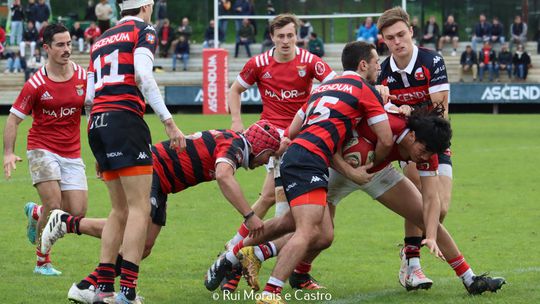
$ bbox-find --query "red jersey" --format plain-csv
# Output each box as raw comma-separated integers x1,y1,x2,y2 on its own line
355,113,438,175
293,71,388,165
378,46,449,107
89,16,157,117
10,63,87,158
151,130,249,194
237,47,336,129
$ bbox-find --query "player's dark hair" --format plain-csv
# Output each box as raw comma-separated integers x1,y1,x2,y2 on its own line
269,13,299,36
42,23,69,46
407,104,452,154
341,41,375,71
117,0,142,16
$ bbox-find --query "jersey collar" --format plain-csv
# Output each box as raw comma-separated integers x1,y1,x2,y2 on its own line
396,128,410,144
118,16,145,24
389,45,418,74
342,71,361,77
268,46,301,57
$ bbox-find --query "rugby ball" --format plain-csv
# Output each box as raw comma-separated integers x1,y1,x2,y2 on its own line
342,137,375,168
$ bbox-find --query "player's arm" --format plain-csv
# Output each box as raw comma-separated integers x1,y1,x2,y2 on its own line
228,80,248,132
3,113,23,179
367,119,393,166
84,71,95,117
277,108,304,156
134,49,186,151
215,161,264,237
430,91,449,119
331,146,374,185
419,175,445,260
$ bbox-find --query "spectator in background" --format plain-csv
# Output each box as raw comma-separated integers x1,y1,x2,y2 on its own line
4,51,25,73
158,19,173,57
70,21,85,53
266,1,275,15
24,47,44,81
478,41,498,82
218,0,232,37
10,0,25,47
411,16,422,44
308,32,324,57
85,0,97,21
356,17,378,44
260,20,273,53
25,0,37,24
510,15,527,50
235,18,254,58
490,17,505,45
203,19,224,48
421,15,439,48
233,0,250,41
497,43,513,80
95,0,112,34
20,21,39,58
297,19,314,48
37,20,48,47
172,35,189,71
513,44,532,81
459,45,478,82
177,17,193,41
155,0,168,29
84,21,101,53
438,15,459,56
472,13,491,52
33,0,50,31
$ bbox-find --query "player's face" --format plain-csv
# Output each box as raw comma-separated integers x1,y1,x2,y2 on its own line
271,23,297,57
141,4,154,23
365,49,380,84
45,31,72,65
409,141,433,163
249,151,274,169
381,21,414,58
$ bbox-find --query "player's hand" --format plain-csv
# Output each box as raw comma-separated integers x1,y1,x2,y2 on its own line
95,162,103,180
245,214,264,238
231,120,244,133
276,136,291,157
164,119,186,152
3,153,22,179
422,238,445,261
348,163,374,185
399,104,413,116
375,85,397,104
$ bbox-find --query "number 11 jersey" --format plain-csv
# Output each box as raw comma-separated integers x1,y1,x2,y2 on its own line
88,16,158,117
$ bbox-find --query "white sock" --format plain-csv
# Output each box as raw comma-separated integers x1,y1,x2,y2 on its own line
225,251,239,266
407,257,421,269
253,246,265,262
460,268,475,286
229,233,243,247
267,276,284,288
274,201,290,217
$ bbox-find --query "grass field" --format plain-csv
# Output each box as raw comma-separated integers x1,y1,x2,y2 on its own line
0,113,539,304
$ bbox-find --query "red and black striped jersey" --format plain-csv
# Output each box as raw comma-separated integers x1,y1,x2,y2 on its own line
377,46,449,107
151,129,249,194
354,113,438,175
293,71,388,165
89,16,158,117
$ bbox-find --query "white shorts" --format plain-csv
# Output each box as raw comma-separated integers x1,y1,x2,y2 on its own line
264,127,285,179
327,165,404,206
27,149,88,191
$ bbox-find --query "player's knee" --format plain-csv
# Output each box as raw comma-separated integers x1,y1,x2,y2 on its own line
439,204,449,222
143,241,155,259
315,230,334,251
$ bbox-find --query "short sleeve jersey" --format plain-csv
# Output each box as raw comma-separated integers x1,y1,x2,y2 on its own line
237,47,336,130
293,71,388,165
377,46,449,107
151,130,249,194
355,113,438,176
10,63,87,158
89,16,157,117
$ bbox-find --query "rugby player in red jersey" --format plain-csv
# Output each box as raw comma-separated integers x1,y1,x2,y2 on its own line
222,13,336,290
376,7,454,290
3,23,103,276
38,121,280,304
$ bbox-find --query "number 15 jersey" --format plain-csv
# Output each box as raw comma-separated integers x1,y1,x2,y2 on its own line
89,16,158,117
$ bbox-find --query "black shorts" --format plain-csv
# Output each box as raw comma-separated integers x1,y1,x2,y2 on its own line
150,171,168,226
88,111,152,171
438,148,452,166
280,144,329,202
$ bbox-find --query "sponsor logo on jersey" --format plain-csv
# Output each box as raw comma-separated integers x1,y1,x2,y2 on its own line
414,67,425,81
396,90,429,103
387,76,396,83
92,32,130,52
286,182,297,191
310,175,323,183
41,91,53,101
433,55,442,64
434,65,446,75
137,152,149,160
76,84,84,96
106,152,123,158
431,75,447,82
297,65,306,77
144,25,156,32
315,61,326,76
262,71,272,79
264,88,305,101
146,33,156,44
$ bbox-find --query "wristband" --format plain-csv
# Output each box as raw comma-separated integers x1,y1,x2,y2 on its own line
243,210,255,221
